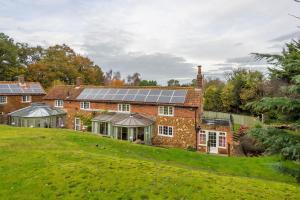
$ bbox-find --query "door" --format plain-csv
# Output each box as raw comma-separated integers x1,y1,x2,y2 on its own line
208,132,218,153
75,118,81,131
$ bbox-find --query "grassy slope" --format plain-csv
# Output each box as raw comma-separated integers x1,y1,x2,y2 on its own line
0,126,299,200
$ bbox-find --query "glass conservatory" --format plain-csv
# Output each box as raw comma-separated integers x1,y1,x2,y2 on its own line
9,103,66,128
92,112,155,145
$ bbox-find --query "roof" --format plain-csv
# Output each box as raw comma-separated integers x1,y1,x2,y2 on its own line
92,112,155,127
202,118,230,126
44,85,201,107
0,81,45,95
9,103,66,118
43,85,84,100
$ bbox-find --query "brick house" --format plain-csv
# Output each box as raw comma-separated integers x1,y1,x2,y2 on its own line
43,67,233,154
0,76,46,123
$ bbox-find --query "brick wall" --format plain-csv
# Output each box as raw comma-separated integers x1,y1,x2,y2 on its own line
0,95,45,114
44,99,199,148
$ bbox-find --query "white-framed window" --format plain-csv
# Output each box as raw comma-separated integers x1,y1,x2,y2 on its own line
218,132,227,148
158,125,174,137
158,106,174,116
55,99,64,108
199,130,207,145
118,104,130,113
21,95,31,103
0,96,7,104
80,101,90,110
75,118,81,130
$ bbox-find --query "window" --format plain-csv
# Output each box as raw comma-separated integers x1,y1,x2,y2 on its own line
118,104,130,112
80,102,90,110
218,132,226,148
199,130,206,145
75,118,81,130
0,96,7,104
55,100,64,107
158,125,174,137
21,95,31,103
158,106,174,116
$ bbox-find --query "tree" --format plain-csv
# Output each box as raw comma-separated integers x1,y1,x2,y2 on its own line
204,84,224,111
139,80,157,86
167,79,180,86
0,33,27,80
27,44,104,88
127,73,141,86
248,40,300,121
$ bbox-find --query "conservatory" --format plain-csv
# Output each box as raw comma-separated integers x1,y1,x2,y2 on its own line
8,103,66,128
92,112,155,145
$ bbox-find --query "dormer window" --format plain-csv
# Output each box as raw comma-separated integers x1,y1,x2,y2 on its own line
80,101,90,110
0,96,7,104
118,104,130,113
21,95,31,103
55,100,64,108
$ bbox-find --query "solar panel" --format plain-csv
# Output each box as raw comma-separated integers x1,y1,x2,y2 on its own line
77,88,187,104
0,83,44,94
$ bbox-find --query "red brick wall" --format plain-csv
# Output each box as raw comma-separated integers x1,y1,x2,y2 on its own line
0,95,45,114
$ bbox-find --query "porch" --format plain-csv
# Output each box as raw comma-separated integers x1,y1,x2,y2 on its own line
91,112,155,145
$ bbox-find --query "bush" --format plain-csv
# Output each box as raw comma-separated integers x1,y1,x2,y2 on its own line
247,127,300,161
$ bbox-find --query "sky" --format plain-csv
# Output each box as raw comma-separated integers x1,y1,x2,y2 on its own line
1,0,300,84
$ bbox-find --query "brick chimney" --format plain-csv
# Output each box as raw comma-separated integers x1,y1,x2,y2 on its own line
18,75,25,85
76,77,82,87
196,65,203,89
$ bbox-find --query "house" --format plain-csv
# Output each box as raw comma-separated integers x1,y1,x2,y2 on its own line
8,103,66,128
0,76,46,123
43,66,233,154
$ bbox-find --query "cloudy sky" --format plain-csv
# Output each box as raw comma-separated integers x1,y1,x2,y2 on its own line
1,0,300,84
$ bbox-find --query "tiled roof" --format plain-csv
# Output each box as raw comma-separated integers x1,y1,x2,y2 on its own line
43,85,84,100
43,85,201,107
0,81,45,95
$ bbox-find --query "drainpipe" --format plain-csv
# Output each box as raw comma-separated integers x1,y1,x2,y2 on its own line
194,108,199,151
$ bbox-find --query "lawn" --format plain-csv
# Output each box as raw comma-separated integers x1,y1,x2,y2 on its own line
0,125,299,200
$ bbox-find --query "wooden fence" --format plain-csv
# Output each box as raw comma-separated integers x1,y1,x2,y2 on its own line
203,111,260,127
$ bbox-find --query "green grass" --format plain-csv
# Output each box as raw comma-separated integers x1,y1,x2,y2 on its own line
0,125,299,200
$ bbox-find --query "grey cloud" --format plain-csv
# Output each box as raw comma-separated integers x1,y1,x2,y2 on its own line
269,31,300,42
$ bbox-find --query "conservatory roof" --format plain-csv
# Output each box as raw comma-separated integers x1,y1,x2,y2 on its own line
8,103,66,118
92,112,155,127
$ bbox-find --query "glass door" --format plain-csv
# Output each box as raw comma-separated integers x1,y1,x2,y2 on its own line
208,132,218,153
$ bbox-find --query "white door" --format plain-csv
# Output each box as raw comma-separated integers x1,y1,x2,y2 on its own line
208,132,218,153
74,118,81,131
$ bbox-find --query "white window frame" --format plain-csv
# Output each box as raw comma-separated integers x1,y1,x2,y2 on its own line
199,130,207,146
21,95,31,103
0,96,7,104
74,117,81,131
158,106,174,116
55,99,64,108
80,101,90,110
218,132,227,148
198,130,227,149
118,104,131,113
158,125,174,137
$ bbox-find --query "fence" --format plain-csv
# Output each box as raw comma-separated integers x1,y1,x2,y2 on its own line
203,111,260,127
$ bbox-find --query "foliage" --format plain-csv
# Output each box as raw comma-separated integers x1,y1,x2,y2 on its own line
249,40,300,122
127,73,141,86
167,79,180,86
139,80,158,86
204,84,224,111
247,127,300,161
0,33,27,80
27,44,104,88
0,125,300,199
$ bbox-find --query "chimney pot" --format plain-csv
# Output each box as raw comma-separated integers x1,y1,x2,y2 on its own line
76,77,82,87
18,75,25,85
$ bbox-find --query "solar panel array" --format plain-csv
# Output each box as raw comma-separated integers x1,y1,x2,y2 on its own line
77,88,188,104
0,84,45,94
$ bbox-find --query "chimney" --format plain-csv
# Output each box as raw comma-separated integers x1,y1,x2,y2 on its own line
196,65,203,89
76,77,82,87
18,75,25,85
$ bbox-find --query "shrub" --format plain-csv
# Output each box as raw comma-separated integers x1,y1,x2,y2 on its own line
247,127,300,161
